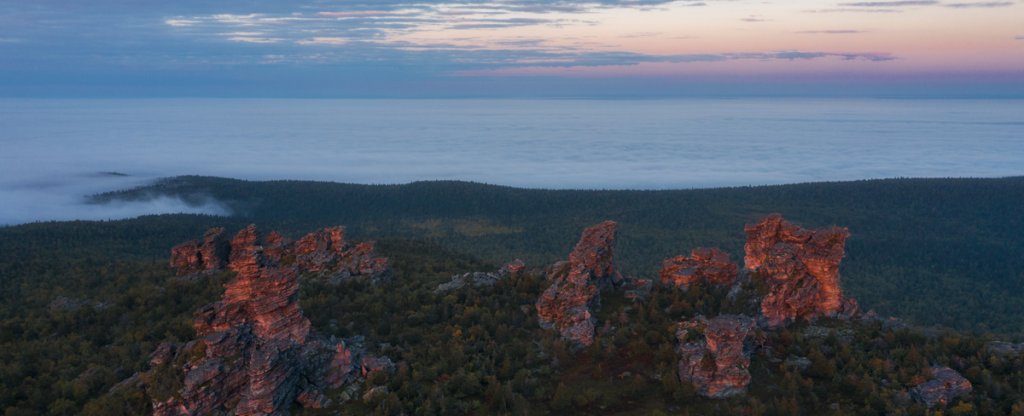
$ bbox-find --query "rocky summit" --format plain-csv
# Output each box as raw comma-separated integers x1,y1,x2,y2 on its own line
151,226,393,416
675,315,757,398
744,214,859,326
535,221,621,347
660,247,738,289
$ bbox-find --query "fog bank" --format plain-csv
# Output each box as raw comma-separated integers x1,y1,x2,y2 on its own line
2,98,1022,225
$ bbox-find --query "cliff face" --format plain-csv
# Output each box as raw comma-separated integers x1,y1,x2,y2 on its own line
911,367,973,408
153,226,393,416
744,214,858,326
676,315,756,398
660,247,738,288
536,221,620,347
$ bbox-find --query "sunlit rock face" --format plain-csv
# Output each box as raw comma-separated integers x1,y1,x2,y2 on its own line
744,214,858,326
911,367,973,408
675,315,756,398
536,221,620,347
172,224,390,285
294,226,391,284
170,227,229,275
660,247,738,289
153,226,393,416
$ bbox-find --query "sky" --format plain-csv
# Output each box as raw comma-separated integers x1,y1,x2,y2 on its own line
0,0,1022,97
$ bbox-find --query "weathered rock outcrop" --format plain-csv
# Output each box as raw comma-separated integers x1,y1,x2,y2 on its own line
744,214,858,326
675,315,756,398
910,366,973,408
434,260,525,293
536,221,620,347
435,271,504,293
500,259,526,276
988,341,1024,357
660,247,738,288
293,227,389,283
170,227,230,275
152,226,393,416
173,225,390,285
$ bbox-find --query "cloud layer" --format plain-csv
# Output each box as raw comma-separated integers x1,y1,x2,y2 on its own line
1,0,1021,96
2,98,1022,224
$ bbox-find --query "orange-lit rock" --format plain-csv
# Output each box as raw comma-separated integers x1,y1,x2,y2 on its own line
170,227,229,275
744,214,857,326
154,226,392,416
170,224,390,285
501,258,526,276
536,221,620,347
660,247,738,288
295,227,391,284
676,315,755,398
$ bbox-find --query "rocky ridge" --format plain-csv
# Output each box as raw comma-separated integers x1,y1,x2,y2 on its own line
171,224,390,285
152,225,393,416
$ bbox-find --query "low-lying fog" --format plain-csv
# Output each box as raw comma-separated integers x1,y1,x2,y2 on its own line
2,98,1022,225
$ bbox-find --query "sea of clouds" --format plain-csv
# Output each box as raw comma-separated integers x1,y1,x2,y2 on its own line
1,98,1022,225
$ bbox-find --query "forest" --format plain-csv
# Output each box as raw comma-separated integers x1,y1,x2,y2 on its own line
0,176,1022,414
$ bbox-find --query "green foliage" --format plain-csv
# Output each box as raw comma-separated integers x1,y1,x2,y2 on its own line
90,175,1024,334
0,176,1022,414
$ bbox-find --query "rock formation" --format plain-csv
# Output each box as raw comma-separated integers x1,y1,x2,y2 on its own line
172,225,390,285
435,271,504,293
988,341,1024,357
434,260,525,293
660,247,738,288
500,259,526,276
152,226,393,416
170,227,230,275
910,367,973,408
744,214,858,326
675,315,756,398
536,221,621,347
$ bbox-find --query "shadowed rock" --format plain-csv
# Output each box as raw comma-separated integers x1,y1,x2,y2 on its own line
675,315,756,398
910,366,973,408
170,227,229,275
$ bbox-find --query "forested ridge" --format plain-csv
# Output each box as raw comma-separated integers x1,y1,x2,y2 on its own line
0,176,1022,415
93,175,1024,332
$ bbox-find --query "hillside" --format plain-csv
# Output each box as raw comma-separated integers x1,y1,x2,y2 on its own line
90,175,1024,333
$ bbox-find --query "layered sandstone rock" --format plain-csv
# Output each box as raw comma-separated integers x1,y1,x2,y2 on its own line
744,214,857,326
675,315,756,398
536,221,620,347
910,367,973,408
172,225,390,285
294,227,390,284
153,226,392,416
170,227,229,275
660,247,738,288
